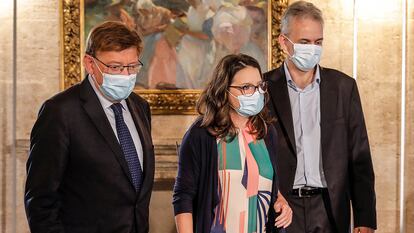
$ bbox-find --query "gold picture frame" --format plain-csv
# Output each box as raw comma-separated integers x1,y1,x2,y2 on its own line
60,0,288,115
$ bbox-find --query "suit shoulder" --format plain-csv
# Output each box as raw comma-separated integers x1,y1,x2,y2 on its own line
129,92,149,106
321,67,355,83
263,68,279,78
320,67,357,90
128,93,151,119
40,83,81,111
31,83,83,130
263,66,283,82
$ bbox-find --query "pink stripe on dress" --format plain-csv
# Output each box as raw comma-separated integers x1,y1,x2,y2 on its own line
242,129,259,197
239,211,246,233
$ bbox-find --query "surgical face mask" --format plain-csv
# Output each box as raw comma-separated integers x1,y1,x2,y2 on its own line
284,35,322,72
229,90,265,117
93,59,136,101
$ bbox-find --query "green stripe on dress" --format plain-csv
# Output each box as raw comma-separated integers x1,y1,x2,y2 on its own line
219,137,242,170
249,140,274,180
247,195,258,233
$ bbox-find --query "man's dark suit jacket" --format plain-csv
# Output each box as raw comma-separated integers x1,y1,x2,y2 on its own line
25,78,155,233
264,66,376,233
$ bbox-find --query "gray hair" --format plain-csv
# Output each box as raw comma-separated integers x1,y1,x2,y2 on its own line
280,1,324,35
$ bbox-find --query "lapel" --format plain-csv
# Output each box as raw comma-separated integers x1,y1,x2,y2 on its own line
79,78,135,190
264,128,277,199
126,97,154,198
264,128,278,175
319,67,339,168
268,66,297,155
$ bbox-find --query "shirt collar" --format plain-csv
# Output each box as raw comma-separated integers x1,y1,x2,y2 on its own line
88,75,127,111
283,62,321,91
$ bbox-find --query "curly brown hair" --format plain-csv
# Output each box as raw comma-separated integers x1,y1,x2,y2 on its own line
197,54,274,141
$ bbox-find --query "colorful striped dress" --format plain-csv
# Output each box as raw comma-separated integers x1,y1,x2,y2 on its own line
211,128,274,233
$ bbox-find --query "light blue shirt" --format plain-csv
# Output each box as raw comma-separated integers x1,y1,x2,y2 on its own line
284,63,326,188
88,75,144,170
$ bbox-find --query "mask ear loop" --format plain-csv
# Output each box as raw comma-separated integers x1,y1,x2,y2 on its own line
227,90,241,114
281,34,295,58
88,55,107,98
282,34,294,45
258,112,267,134
86,55,105,85
227,90,238,99
90,56,104,76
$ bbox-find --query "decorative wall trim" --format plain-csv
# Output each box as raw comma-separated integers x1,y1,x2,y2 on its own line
60,0,84,90
270,0,289,69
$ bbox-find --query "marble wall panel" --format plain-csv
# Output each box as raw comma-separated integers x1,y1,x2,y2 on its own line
405,0,414,232
0,1,15,232
16,0,60,140
356,1,402,231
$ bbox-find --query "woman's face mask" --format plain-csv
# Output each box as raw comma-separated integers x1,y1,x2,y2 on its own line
228,89,265,117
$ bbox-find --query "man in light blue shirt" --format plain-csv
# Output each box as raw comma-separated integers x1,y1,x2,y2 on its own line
284,63,327,189
264,1,376,233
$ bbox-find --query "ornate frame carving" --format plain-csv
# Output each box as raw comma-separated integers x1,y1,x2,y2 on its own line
60,0,288,114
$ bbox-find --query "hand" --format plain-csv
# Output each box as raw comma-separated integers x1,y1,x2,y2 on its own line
353,227,375,233
274,192,292,228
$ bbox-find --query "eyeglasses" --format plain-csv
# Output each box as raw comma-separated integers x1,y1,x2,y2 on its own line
92,56,143,75
229,81,267,97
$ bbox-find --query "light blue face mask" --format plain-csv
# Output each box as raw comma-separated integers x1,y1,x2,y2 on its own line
93,59,136,101
284,35,322,72
229,90,265,117
99,73,136,101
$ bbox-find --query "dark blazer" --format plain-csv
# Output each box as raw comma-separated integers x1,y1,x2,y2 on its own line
264,66,376,233
173,118,283,233
25,78,155,233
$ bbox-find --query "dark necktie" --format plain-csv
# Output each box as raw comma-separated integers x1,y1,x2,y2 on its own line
111,103,143,192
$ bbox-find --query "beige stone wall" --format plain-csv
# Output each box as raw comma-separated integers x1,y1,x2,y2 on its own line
0,0,61,232
15,1,61,139
17,1,60,233
0,2,14,232
357,1,402,232
406,0,414,231
0,0,413,232
149,115,197,233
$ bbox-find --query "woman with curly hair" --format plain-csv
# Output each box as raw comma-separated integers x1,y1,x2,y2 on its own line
173,53,292,233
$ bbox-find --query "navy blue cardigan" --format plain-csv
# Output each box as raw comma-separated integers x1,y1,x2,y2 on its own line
173,118,282,233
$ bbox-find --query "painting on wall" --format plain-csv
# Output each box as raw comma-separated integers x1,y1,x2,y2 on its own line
61,0,288,114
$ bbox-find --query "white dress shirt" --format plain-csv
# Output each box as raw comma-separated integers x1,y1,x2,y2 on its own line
88,75,144,170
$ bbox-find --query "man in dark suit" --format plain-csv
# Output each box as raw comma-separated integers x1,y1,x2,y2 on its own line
264,1,376,233
25,21,154,233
